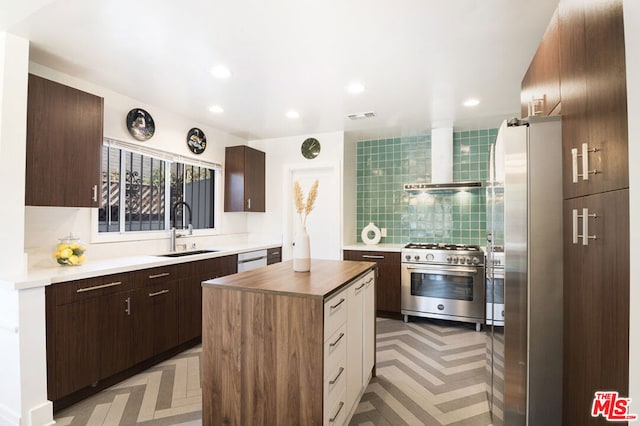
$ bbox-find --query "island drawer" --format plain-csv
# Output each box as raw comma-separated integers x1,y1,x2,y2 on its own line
324,287,348,341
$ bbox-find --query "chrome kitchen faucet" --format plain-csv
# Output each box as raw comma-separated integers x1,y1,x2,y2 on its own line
170,200,193,252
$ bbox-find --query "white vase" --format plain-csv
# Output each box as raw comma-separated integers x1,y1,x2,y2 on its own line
293,223,311,272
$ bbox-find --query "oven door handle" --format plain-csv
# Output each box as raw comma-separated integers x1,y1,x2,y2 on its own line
404,265,480,274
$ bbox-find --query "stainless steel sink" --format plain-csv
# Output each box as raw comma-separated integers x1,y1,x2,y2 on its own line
157,249,218,257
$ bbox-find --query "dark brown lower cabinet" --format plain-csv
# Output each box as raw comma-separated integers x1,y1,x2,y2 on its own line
343,250,401,315
99,290,137,379
267,246,282,265
48,297,102,399
563,189,629,425
46,254,239,407
179,255,238,343
135,280,180,363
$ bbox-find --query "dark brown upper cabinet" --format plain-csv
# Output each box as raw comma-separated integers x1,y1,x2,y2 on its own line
25,74,104,207
521,8,561,118
224,145,266,212
559,0,628,199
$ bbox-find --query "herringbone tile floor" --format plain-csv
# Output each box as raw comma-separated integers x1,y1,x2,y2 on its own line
54,318,492,425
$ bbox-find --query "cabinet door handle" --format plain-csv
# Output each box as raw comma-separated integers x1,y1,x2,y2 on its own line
148,289,170,297
329,332,345,348
355,282,366,293
573,208,597,245
148,272,170,279
361,254,384,259
571,148,579,183
76,281,122,293
247,198,251,210
92,184,98,202
271,251,280,255
329,401,345,423
125,297,131,316
329,298,345,311
573,143,600,182
329,367,345,385
365,277,374,285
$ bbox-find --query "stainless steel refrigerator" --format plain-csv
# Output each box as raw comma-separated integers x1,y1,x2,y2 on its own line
486,115,563,425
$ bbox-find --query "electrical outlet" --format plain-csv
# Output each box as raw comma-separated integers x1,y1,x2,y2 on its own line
381,228,387,237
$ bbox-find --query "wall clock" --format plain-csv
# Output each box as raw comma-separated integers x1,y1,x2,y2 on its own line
126,108,155,141
187,127,206,154
301,137,321,159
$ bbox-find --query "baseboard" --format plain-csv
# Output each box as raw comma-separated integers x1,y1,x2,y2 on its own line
29,400,54,426
0,403,20,426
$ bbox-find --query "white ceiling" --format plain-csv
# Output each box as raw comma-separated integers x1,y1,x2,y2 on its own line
1,0,559,140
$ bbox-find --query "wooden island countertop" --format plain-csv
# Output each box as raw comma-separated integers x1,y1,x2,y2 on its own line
202,259,376,299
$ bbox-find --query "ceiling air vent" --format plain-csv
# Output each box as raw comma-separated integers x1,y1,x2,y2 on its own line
347,111,376,120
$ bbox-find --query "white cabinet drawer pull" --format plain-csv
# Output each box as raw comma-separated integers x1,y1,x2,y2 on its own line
92,184,98,202
329,401,344,423
329,367,344,385
149,289,170,297
365,277,374,284
148,272,170,279
330,298,345,311
76,281,122,293
355,283,366,292
329,332,345,348
125,297,131,315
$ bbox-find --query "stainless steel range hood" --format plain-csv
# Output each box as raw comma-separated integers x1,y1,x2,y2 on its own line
404,127,483,191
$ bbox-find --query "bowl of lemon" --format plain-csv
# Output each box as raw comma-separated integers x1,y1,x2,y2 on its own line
54,234,87,266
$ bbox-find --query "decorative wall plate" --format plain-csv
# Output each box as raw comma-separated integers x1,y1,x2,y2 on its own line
187,128,207,154
126,108,155,141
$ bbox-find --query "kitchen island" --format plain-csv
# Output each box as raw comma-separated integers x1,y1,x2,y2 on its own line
202,259,377,426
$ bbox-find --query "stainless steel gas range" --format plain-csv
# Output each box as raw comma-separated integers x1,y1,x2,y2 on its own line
401,243,485,331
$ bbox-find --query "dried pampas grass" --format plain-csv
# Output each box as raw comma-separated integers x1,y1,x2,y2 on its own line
294,179,319,226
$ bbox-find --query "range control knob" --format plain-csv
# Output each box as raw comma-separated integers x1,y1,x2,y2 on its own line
405,255,412,261
426,253,434,261
446,256,452,263
414,255,420,261
452,256,458,263
472,257,480,265
466,257,472,265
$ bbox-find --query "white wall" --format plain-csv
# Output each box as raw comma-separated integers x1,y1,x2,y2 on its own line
342,132,358,246
248,131,344,261
623,0,639,415
0,33,53,426
24,64,251,266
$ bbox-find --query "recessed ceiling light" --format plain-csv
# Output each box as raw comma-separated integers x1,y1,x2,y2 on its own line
286,110,300,119
209,105,224,114
463,98,480,107
346,82,365,94
210,65,231,79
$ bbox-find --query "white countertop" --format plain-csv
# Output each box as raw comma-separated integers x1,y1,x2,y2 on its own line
343,243,404,252
4,242,281,291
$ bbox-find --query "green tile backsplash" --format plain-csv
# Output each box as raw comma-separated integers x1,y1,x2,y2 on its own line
356,128,498,246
